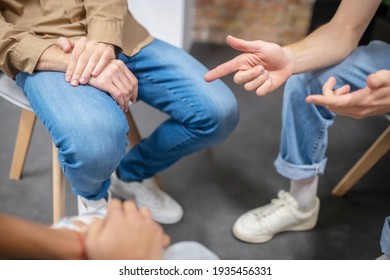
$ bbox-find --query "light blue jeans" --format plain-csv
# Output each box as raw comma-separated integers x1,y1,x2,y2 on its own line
16,39,239,200
380,216,390,257
274,40,390,180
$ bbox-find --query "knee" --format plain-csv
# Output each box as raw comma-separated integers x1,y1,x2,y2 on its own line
58,113,128,179
188,86,239,144
283,73,334,121
283,74,311,105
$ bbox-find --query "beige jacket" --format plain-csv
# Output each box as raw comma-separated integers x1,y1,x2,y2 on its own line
0,0,152,78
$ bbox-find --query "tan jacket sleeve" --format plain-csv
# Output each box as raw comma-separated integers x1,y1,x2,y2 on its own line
84,0,128,49
0,12,53,78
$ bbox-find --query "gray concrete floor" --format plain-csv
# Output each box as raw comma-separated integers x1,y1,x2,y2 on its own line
0,43,389,259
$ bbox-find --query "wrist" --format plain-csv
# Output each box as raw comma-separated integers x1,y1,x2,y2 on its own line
50,229,87,260
282,45,297,75
36,45,70,72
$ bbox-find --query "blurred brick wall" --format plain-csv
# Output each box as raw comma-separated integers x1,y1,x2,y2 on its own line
193,0,313,45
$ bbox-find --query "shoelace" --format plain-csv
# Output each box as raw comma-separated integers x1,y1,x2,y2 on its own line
253,191,291,220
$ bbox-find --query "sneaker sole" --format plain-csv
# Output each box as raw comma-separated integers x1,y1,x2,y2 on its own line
233,218,318,244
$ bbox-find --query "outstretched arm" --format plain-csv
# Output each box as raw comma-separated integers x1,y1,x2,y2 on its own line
0,200,170,260
0,213,83,259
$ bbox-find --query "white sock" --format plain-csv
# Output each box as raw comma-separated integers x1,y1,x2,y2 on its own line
289,176,318,212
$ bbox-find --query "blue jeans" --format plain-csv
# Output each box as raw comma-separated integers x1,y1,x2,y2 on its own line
380,216,390,257
16,39,239,200
274,40,390,180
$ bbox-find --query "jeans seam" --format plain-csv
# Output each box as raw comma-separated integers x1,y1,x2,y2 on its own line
310,122,326,175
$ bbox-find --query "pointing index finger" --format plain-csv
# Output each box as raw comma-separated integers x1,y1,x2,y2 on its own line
204,56,244,82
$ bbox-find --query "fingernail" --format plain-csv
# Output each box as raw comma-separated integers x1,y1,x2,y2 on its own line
71,79,79,86
79,77,87,84
65,75,71,82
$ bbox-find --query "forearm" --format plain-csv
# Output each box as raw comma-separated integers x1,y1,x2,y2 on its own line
284,0,380,74
0,214,82,259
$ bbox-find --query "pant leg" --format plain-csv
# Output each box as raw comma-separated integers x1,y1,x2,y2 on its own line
163,241,219,260
274,40,390,180
380,216,390,257
117,39,239,181
16,71,129,200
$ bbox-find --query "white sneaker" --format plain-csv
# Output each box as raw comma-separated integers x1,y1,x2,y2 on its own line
232,190,320,243
77,191,111,216
110,173,183,224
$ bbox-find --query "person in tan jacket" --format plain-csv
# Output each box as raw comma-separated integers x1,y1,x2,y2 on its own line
0,0,239,224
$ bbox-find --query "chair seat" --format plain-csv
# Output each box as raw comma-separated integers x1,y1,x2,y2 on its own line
0,73,32,111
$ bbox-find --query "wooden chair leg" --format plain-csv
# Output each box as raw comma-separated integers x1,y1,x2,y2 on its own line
332,126,390,196
9,109,36,180
52,144,66,223
125,110,142,147
125,110,163,189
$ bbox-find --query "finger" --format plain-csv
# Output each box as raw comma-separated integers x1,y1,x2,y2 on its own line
79,49,103,84
334,84,350,96
139,207,152,219
111,88,126,111
234,66,264,85
162,233,171,248
322,76,336,97
66,37,87,84
71,46,96,85
123,200,138,215
92,50,115,77
204,56,248,82
243,70,270,92
57,37,73,53
121,67,138,104
226,35,260,53
112,75,131,112
305,94,341,107
255,77,273,96
367,70,390,89
106,198,123,212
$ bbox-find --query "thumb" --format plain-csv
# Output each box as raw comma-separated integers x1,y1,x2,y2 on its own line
57,37,74,53
226,35,260,53
366,70,390,89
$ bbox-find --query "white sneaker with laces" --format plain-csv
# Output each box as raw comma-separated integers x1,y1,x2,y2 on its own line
232,190,320,243
77,190,111,216
110,173,183,224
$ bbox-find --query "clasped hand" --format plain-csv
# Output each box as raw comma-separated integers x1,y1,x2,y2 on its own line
58,37,137,112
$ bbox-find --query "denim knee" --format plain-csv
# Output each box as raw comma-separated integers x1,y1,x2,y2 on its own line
58,112,128,193
186,89,239,145
284,73,334,121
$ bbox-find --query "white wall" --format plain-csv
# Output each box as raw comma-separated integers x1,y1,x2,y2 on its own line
128,0,193,50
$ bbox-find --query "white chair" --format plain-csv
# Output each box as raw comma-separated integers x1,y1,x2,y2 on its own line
0,73,66,223
332,115,390,196
0,72,158,222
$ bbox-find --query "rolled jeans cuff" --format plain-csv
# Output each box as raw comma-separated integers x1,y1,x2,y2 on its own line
274,154,327,181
